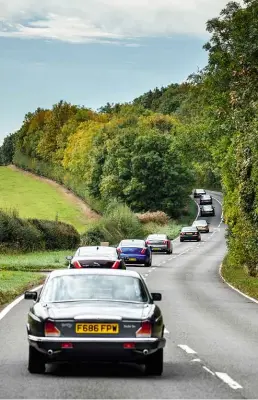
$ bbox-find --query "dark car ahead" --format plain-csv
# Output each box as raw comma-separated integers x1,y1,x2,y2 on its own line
200,204,215,217
145,234,173,254
24,269,166,376
200,194,213,205
117,239,152,267
193,189,206,198
180,226,201,242
66,246,126,270
192,219,210,233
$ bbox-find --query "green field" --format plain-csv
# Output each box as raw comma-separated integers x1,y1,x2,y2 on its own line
0,166,92,232
0,270,45,305
0,250,71,271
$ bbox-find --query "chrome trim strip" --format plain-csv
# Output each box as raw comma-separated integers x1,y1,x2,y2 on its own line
28,312,41,322
28,334,160,343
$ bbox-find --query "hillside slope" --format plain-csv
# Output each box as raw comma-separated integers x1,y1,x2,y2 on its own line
0,166,99,232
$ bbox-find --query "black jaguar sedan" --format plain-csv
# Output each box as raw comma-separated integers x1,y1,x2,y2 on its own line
24,269,166,376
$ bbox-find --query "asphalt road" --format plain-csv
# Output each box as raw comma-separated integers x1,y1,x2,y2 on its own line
0,191,258,398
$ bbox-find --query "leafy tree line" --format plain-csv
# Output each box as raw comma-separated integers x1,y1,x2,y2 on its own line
0,102,194,217
0,0,257,275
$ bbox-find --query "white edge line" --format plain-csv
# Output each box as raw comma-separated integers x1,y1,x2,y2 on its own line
164,328,169,334
215,372,243,389
0,284,43,321
219,263,258,305
203,366,215,376
178,344,197,354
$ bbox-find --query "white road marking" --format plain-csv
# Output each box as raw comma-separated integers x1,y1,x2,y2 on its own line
215,372,243,389
219,263,258,305
191,358,201,362
178,344,197,354
148,269,152,273
164,328,169,334
203,366,215,376
0,284,43,321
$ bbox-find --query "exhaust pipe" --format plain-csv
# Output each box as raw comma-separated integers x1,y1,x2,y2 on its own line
48,349,53,356
143,349,149,355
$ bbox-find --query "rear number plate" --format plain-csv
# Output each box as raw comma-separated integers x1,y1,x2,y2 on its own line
152,247,160,250
76,323,119,334
128,258,136,261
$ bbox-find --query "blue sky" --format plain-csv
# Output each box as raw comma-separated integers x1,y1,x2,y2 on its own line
0,0,230,142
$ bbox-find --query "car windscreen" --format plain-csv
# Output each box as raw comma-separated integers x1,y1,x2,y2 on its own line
78,248,116,257
41,274,149,303
75,259,116,268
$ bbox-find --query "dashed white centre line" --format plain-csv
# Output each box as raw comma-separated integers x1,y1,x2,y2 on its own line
178,344,197,354
215,372,243,390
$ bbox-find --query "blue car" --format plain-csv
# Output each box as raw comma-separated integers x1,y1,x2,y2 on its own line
117,239,152,267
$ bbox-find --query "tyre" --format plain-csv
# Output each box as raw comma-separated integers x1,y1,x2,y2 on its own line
28,345,46,374
145,348,163,376
145,259,151,267
180,238,183,242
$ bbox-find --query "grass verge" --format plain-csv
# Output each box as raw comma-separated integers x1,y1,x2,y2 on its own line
0,271,45,305
221,256,258,301
0,250,71,272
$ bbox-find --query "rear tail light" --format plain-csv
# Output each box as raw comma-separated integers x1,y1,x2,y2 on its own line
73,260,82,268
112,260,121,269
136,321,152,337
180,232,185,236
117,248,121,254
141,248,146,254
45,321,60,337
146,241,150,244
163,240,168,244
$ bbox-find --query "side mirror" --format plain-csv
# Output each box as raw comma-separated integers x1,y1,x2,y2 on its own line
66,256,73,261
151,293,162,301
24,291,37,301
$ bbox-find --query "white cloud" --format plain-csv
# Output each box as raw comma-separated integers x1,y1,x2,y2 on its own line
0,0,231,44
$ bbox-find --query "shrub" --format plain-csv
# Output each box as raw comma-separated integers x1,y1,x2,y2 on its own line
29,219,80,250
136,211,169,225
0,209,45,252
81,202,145,245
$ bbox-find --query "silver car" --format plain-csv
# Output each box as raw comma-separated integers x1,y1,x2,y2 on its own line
146,234,173,254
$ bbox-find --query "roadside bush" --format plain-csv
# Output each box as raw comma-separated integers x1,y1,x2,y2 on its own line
136,211,169,225
29,219,80,250
81,202,145,245
0,209,80,252
0,209,45,252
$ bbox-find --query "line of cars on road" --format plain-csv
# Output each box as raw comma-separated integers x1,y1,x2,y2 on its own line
66,234,173,270
23,189,216,376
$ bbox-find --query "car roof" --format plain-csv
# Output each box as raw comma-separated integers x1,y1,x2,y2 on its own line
48,268,141,279
201,194,211,198
119,239,145,245
147,234,166,239
195,188,205,192
181,226,198,231
202,204,212,208
193,220,208,224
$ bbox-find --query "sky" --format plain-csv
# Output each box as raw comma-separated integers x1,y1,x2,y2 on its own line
0,0,231,143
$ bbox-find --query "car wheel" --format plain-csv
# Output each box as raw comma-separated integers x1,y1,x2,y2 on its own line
180,238,183,242
145,259,151,267
28,345,46,374
145,348,163,376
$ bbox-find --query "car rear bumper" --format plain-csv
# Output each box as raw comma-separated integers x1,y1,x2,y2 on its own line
119,255,149,264
180,235,200,240
149,245,168,252
28,335,166,363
